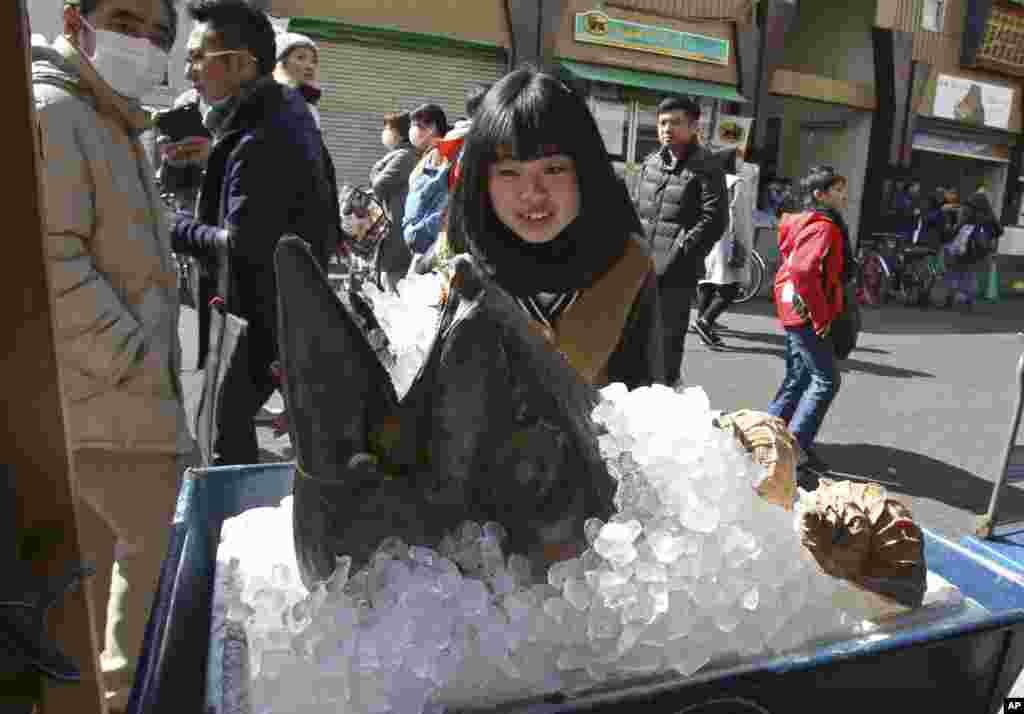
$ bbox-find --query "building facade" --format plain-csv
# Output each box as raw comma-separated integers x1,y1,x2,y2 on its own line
875,0,1024,261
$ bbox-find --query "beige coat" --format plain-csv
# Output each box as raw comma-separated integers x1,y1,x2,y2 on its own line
32,37,192,454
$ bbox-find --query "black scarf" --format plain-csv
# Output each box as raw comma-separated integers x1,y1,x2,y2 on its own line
467,215,629,297
465,174,640,297
816,205,855,285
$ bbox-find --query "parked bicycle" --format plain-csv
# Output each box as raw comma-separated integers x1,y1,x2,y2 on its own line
732,247,767,304
858,232,943,308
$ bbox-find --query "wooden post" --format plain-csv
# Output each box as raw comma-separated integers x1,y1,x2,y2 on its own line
4,3,105,714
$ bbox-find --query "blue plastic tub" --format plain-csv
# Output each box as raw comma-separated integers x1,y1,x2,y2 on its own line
128,463,1024,714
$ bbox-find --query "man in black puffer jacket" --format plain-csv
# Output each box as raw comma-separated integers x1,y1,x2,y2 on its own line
634,96,728,385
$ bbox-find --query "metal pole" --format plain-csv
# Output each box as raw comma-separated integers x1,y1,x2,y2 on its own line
976,351,1024,538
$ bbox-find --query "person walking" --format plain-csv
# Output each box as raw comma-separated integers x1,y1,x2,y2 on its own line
32,1,196,709
767,166,853,481
694,171,755,348
633,96,728,385
169,0,335,466
403,102,450,261
369,111,416,288
942,189,1003,311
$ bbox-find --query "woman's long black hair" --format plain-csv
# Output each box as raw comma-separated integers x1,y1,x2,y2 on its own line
448,66,641,296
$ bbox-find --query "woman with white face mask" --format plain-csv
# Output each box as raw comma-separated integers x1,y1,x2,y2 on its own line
31,2,197,713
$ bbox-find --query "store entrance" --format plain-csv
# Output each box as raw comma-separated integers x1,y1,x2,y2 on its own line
909,150,1008,219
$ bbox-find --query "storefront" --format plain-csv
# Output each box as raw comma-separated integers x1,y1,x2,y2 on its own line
895,68,1021,229
753,0,878,244
550,2,751,191
875,0,1024,254
269,1,511,188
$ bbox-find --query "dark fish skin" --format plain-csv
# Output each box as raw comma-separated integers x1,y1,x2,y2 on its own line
274,237,614,588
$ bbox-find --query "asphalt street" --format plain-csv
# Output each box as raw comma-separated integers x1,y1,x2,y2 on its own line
179,295,1024,542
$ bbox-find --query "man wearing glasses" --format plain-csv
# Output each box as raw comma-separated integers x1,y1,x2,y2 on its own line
169,0,334,465
32,1,194,710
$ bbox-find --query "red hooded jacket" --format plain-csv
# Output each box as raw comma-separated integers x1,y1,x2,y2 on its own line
773,210,846,332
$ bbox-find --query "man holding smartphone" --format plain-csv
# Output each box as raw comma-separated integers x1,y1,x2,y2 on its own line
32,1,196,710
155,88,210,215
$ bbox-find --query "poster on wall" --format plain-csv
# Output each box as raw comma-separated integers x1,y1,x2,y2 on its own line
709,114,753,156
932,74,1014,130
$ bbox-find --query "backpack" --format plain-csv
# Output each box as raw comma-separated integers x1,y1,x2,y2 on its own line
955,223,998,265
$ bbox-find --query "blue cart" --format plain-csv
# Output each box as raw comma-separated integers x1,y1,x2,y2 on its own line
127,462,1024,714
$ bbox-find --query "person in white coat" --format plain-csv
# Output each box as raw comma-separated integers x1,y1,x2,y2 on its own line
694,169,755,347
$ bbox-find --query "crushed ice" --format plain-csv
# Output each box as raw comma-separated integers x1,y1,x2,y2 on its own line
359,273,445,398
215,277,893,712
217,379,891,714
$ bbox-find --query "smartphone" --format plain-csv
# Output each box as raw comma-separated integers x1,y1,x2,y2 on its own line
155,102,210,143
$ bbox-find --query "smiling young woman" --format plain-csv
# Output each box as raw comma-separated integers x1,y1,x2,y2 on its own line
449,66,665,390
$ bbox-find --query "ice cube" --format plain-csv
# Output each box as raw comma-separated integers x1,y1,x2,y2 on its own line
741,586,759,611
507,554,534,587
648,530,687,564
547,558,583,590
586,602,623,641
563,578,593,612
457,521,483,546
634,562,667,583
616,644,664,675
482,522,508,545
598,520,643,544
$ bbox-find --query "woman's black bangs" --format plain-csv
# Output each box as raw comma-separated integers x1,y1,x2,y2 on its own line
478,83,580,164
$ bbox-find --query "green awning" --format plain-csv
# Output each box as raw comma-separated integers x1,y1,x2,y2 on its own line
560,60,747,103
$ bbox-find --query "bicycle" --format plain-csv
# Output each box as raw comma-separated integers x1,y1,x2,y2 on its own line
857,232,942,307
733,248,767,304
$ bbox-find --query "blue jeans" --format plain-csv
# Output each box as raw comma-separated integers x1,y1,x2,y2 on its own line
767,324,841,452
944,267,978,304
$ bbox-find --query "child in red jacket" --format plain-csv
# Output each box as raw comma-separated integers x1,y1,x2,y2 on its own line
767,166,850,479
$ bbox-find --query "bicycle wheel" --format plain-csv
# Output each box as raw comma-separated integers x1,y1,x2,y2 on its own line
903,258,935,308
733,250,766,304
860,250,890,306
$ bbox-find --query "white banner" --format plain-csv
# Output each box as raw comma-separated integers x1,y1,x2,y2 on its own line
933,74,1014,131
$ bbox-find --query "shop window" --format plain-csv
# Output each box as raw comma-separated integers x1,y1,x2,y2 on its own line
588,96,630,163
921,0,946,33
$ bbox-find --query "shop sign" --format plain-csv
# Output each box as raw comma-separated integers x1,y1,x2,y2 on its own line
932,74,1014,130
911,131,1011,163
973,1,1024,76
708,114,754,156
574,10,730,66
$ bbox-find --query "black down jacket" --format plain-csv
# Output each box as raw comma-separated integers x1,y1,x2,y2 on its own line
633,141,729,284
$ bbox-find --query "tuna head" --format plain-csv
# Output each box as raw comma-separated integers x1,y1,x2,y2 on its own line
274,237,614,588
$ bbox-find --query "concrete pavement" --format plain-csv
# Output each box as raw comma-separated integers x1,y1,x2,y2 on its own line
685,296,1024,541
179,295,1024,542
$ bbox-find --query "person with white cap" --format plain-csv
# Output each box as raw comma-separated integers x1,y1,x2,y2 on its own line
274,32,322,124
273,30,343,259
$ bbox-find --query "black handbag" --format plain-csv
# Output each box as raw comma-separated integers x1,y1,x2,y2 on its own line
194,243,249,466
830,280,860,360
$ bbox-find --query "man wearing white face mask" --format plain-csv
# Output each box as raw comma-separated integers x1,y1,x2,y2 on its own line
31,1,195,710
